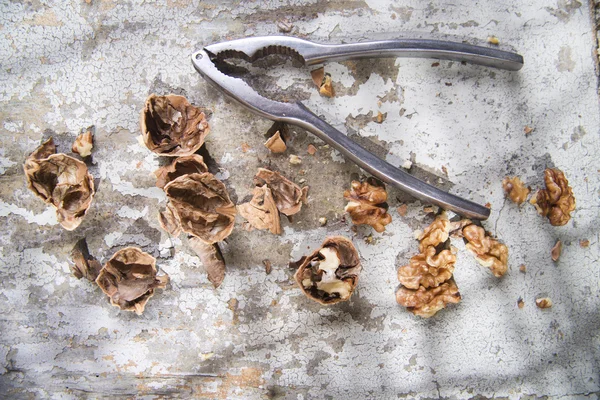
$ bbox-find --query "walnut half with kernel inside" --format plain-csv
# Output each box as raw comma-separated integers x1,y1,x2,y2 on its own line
294,236,361,305
344,178,392,233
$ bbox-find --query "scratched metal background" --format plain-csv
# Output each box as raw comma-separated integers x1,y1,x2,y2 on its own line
1,1,599,398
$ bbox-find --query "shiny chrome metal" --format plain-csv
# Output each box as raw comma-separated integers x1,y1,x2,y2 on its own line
192,36,524,220
204,36,523,71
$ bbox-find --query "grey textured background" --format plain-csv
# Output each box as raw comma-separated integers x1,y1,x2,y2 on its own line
0,1,599,398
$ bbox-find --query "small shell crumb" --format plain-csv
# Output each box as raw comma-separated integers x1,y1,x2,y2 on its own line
289,154,302,165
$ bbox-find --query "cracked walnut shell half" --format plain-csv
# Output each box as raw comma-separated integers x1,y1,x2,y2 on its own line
188,237,226,288
163,172,236,244
96,247,169,314
140,94,209,157
294,236,361,305
24,138,95,231
254,168,307,216
463,224,508,277
396,279,461,318
530,168,575,226
154,154,208,189
344,178,392,233
237,185,281,234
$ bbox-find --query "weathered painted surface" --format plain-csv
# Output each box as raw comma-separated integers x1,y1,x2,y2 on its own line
1,1,599,398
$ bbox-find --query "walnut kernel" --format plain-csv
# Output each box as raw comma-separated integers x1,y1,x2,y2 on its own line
344,178,392,233
502,176,530,205
396,279,461,318
530,168,575,226
463,224,508,277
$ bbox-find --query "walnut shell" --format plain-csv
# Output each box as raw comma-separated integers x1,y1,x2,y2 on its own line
463,224,508,277
237,185,281,234
254,168,306,216
397,246,456,290
294,236,361,305
70,238,102,282
96,247,169,314
396,279,461,318
154,154,208,189
164,172,236,244
530,168,575,226
188,237,226,288
72,130,94,157
344,178,392,233
24,138,95,231
140,94,209,157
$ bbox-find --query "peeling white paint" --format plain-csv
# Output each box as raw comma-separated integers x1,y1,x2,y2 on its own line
116,205,148,220
0,201,58,226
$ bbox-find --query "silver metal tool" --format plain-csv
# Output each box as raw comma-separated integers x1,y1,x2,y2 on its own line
192,36,524,220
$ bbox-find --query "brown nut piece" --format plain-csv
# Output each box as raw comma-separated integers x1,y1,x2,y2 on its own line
24,138,95,231
530,168,575,226
397,246,456,290
463,224,508,277
188,237,226,288
70,238,102,282
294,236,361,305
551,240,562,262
502,176,530,205
344,178,392,233
535,297,552,309
140,94,209,157
237,185,281,234
163,172,236,244
417,212,452,252
396,279,461,318
254,168,307,216
154,154,208,189
96,247,169,315
71,129,94,157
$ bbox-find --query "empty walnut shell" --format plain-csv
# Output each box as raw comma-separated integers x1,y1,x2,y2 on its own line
140,94,209,157
530,168,576,226
463,224,508,277
96,247,169,314
396,278,461,318
254,168,307,216
164,172,236,244
154,154,208,189
237,185,281,234
294,236,361,305
344,178,392,233
24,137,95,231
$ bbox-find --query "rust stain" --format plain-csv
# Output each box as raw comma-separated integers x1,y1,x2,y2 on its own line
102,355,114,361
